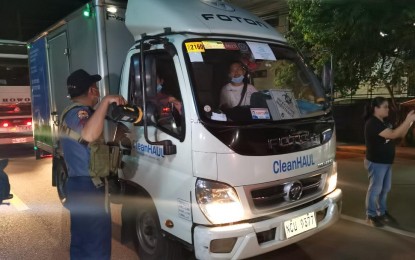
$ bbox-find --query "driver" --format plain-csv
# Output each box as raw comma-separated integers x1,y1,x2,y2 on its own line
155,75,182,115
219,61,257,109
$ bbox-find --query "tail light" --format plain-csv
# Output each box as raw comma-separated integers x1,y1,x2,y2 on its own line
0,119,32,128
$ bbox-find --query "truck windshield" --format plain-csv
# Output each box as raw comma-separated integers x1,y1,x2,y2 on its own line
185,39,328,124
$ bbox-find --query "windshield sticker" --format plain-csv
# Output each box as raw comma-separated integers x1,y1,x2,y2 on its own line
246,41,276,61
223,42,239,50
189,52,204,62
250,108,270,119
202,41,225,49
269,90,301,119
185,42,205,52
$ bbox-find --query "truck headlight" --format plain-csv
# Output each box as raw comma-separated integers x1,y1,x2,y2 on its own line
196,179,244,224
327,161,337,193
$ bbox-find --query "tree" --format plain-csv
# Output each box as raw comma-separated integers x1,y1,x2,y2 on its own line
287,0,415,112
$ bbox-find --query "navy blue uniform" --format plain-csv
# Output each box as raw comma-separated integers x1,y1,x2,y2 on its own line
61,105,111,260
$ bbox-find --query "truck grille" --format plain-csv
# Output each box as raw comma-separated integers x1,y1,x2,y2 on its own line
248,173,324,211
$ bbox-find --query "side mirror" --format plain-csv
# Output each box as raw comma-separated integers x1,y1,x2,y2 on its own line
143,54,157,98
132,53,157,99
321,61,332,92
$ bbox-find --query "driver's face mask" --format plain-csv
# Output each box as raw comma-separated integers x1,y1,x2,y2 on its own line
156,84,163,93
231,75,244,84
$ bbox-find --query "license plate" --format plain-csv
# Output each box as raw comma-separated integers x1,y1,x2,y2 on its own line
17,125,32,132
12,137,27,143
284,212,317,238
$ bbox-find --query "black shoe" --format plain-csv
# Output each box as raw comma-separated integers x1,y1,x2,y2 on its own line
379,211,397,224
367,215,384,227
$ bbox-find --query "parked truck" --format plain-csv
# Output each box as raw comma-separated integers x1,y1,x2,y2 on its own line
0,40,32,145
29,0,342,259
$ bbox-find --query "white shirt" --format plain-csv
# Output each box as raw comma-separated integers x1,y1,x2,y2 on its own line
219,83,258,108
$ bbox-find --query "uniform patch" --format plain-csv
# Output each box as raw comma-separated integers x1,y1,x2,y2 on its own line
77,110,89,119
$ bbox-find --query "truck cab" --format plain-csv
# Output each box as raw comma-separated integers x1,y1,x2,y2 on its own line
117,1,342,259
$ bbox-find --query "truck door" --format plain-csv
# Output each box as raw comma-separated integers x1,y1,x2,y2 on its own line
123,49,194,243
47,32,71,146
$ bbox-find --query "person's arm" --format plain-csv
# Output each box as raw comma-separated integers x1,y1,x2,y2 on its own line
81,95,126,142
379,110,415,140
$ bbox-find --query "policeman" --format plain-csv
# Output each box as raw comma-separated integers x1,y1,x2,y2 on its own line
61,69,126,259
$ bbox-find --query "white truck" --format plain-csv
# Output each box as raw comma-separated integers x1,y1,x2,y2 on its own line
0,40,33,145
29,0,342,259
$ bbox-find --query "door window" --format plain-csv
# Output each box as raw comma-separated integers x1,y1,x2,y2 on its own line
128,51,185,140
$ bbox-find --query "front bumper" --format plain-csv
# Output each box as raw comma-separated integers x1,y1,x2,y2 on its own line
194,188,342,260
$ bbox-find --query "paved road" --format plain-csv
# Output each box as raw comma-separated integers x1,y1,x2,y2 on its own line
0,144,138,260
1,145,415,259
336,150,415,233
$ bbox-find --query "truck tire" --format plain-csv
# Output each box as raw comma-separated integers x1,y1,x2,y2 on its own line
53,158,68,204
134,196,184,260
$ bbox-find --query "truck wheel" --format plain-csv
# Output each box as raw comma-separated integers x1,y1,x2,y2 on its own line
53,158,68,204
134,197,184,260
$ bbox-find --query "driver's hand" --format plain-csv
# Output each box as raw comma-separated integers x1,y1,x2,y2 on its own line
168,97,182,115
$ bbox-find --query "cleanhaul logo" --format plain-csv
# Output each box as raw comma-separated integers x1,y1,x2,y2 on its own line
273,154,315,174
133,142,164,159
